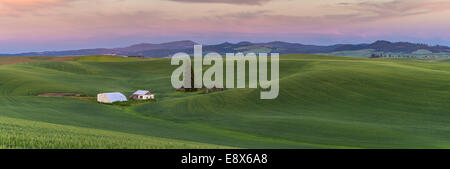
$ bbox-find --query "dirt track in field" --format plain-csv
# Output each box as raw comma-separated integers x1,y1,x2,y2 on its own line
38,93,83,97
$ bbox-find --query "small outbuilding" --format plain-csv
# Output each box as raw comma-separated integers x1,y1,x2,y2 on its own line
130,90,155,100
97,92,127,103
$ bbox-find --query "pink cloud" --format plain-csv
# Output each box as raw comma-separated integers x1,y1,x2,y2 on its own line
1,0,450,52
1,0,56,5
167,0,271,5
0,0,70,8
342,0,450,21
0,0,75,15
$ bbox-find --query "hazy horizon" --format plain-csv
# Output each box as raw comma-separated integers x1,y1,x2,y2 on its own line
2,39,449,54
1,0,450,53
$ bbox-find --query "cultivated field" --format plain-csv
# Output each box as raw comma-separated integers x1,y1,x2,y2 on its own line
0,55,449,148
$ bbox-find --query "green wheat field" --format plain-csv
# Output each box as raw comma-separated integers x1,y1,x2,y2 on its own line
0,54,449,149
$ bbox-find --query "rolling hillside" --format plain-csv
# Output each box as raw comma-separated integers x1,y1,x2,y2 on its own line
2,40,450,58
0,55,449,148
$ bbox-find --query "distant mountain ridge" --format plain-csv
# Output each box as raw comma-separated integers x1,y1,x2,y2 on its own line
2,40,450,57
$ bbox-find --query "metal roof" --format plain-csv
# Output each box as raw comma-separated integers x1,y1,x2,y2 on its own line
133,90,151,95
104,92,127,102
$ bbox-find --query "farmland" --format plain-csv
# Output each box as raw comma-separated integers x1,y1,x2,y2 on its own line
0,55,449,148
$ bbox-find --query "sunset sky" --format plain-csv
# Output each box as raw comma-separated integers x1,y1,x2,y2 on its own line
1,0,450,53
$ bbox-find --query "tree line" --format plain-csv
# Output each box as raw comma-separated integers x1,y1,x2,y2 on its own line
369,53,436,59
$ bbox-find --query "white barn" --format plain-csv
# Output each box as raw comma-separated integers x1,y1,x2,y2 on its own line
130,90,155,100
97,92,127,103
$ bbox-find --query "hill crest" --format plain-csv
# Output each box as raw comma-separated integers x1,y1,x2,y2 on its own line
1,40,449,57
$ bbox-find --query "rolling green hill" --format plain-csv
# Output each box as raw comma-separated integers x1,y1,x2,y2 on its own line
0,116,231,149
0,55,449,148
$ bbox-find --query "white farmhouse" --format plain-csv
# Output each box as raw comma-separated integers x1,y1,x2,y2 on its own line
130,90,155,100
97,92,128,103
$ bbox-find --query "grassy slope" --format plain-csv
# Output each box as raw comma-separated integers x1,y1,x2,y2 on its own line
0,116,230,149
0,55,449,148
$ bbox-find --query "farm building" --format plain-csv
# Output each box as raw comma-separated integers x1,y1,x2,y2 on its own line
97,92,127,103
130,90,155,100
